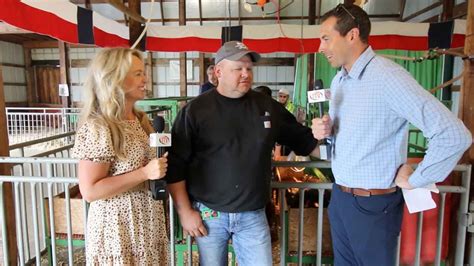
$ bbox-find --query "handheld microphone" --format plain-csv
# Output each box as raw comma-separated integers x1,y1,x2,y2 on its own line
308,79,331,160
149,116,172,200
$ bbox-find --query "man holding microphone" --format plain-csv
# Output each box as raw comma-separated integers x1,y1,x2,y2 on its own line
311,3,472,265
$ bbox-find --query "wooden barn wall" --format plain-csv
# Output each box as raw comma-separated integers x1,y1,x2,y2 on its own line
0,41,26,106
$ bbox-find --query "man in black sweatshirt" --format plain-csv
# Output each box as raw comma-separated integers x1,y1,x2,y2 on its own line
166,41,319,266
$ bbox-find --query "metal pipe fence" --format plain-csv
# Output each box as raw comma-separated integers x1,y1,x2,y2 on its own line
0,158,472,265
6,108,81,145
6,107,169,146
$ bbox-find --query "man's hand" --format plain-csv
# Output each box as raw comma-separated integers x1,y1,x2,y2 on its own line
394,164,414,189
178,208,208,237
311,115,332,140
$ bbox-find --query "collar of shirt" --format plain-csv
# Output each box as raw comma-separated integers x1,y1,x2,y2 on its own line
339,46,376,82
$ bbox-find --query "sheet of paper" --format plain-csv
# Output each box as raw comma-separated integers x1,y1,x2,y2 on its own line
402,184,438,214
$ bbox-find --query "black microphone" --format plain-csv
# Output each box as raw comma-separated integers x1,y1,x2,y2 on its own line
308,79,331,160
150,116,168,200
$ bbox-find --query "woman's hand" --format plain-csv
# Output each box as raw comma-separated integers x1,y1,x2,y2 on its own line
142,152,168,180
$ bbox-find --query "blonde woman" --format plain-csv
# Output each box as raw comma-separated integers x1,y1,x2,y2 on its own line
72,48,169,265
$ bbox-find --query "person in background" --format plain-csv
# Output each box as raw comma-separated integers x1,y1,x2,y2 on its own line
72,48,169,264
312,4,472,265
166,41,320,266
200,64,218,94
253,85,272,97
277,88,306,123
277,88,295,113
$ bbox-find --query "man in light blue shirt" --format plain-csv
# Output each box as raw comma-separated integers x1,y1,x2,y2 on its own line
311,4,472,265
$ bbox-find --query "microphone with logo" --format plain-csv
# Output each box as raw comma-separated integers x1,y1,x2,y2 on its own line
307,79,331,160
149,116,172,200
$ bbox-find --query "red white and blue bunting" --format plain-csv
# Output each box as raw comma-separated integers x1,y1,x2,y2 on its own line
0,0,466,53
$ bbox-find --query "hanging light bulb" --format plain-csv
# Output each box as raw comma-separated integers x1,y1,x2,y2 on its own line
243,1,253,12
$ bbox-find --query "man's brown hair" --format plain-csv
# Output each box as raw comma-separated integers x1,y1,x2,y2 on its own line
321,4,371,44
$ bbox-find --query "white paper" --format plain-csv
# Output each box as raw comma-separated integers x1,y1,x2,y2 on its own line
402,183,439,214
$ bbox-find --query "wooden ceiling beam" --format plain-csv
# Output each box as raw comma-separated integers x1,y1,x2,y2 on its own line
116,14,399,24
453,2,468,18
402,1,443,22
441,0,454,21
178,0,187,97
107,0,146,23
128,0,145,49
159,0,165,25
71,0,177,3
198,0,203,26
399,0,406,21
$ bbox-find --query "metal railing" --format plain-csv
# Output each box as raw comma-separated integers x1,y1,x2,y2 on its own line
6,107,80,145
272,161,472,266
6,107,172,146
0,158,472,265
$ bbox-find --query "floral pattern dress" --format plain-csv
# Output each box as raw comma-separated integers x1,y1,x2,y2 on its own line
72,120,169,265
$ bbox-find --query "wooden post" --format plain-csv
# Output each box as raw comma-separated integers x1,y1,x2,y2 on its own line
128,0,145,50
0,65,17,265
23,47,35,106
58,41,71,108
460,0,474,183
199,53,205,89
179,0,187,97
308,0,316,92
146,52,154,98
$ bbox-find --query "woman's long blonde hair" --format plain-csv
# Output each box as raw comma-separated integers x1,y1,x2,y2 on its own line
79,47,153,159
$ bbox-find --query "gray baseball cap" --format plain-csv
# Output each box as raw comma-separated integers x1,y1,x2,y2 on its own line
215,41,261,64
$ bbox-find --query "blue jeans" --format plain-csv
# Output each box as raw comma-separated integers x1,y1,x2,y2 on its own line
193,202,272,266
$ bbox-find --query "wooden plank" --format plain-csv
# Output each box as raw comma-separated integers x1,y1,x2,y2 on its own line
58,41,71,108
0,63,25,68
460,0,474,162
198,0,203,26
399,0,406,21
316,0,322,24
70,59,91,68
0,65,18,265
402,1,443,22
152,57,294,68
453,1,468,18
23,46,35,105
255,58,294,66
31,60,60,67
159,0,165,26
441,0,454,21
116,14,399,24
308,0,316,92
198,53,205,89
154,82,200,86
3,82,27,86
23,41,94,49
146,53,154,98
128,0,145,49
107,0,146,23
5,102,28,107
179,0,187,97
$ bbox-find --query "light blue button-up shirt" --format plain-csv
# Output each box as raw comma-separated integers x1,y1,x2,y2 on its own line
328,46,472,189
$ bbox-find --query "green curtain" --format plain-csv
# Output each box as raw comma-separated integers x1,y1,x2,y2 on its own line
310,50,443,95
376,50,443,98
292,54,309,108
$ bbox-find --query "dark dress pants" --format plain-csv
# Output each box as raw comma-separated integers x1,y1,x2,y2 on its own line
328,183,404,266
